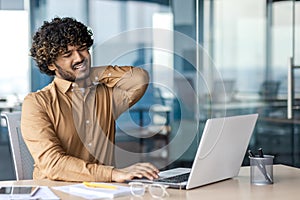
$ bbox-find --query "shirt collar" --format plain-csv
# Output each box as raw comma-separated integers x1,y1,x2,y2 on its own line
53,77,73,94
53,76,94,94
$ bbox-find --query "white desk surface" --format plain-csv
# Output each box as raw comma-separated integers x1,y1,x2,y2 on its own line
0,165,299,200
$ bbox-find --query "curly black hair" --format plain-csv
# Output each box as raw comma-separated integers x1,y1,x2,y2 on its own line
30,17,94,76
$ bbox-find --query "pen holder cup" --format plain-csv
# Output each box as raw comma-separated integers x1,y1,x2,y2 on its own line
249,155,274,185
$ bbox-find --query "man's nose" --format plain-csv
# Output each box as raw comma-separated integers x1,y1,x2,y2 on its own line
73,50,84,61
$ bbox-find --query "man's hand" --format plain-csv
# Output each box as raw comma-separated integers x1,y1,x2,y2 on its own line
112,162,159,182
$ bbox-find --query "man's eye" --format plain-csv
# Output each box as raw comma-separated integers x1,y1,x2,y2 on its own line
78,46,88,51
63,53,71,57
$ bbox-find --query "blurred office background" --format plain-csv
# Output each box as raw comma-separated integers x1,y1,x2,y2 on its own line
0,0,299,180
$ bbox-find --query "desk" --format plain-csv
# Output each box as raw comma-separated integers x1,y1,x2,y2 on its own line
0,165,299,199
130,105,172,127
200,100,266,118
261,117,300,125
0,101,17,112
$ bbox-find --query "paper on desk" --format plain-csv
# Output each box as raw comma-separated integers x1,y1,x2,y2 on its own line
52,183,134,199
32,186,60,200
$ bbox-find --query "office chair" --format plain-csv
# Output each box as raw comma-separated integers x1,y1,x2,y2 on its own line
1,111,34,180
258,80,281,101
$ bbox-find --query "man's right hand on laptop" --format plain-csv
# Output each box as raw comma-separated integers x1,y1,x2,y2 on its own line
112,162,159,182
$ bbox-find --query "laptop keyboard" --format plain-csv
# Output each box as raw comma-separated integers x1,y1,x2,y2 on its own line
155,172,190,183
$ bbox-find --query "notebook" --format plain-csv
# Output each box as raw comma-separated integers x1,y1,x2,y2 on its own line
53,182,133,199
129,113,258,189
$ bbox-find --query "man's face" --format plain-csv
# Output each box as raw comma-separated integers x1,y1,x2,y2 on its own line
49,45,91,82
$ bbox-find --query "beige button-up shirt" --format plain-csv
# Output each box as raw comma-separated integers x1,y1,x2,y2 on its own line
21,65,149,182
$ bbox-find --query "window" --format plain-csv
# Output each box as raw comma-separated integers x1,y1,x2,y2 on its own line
0,10,29,103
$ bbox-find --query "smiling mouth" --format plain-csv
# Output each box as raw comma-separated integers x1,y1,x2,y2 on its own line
73,60,87,70
74,64,85,70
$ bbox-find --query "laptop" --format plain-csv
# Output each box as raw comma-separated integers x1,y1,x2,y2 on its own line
129,113,258,189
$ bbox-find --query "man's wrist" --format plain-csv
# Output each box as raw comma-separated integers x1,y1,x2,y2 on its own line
111,168,120,182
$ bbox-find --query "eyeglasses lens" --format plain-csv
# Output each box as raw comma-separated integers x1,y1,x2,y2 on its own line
130,182,145,197
149,184,166,198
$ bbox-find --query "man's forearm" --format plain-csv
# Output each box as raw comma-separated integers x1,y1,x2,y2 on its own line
91,65,149,90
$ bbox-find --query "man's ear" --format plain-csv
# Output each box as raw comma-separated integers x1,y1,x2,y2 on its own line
48,63,56,71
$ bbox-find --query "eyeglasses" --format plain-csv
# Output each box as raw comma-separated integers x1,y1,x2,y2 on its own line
129,182,169,199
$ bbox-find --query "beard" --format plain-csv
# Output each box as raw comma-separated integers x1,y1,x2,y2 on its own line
54,59,90,82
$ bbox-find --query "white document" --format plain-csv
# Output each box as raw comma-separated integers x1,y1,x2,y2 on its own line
53,183,133,199
32,186,60,200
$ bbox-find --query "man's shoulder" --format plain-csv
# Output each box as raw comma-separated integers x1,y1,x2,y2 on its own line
24,82,55,101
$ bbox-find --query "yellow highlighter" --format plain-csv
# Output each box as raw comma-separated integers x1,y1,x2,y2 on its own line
83,182,118,190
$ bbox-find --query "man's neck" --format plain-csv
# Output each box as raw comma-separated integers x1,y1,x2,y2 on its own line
74,78,92,88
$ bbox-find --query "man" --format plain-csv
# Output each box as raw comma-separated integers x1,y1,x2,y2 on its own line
21,17,159,182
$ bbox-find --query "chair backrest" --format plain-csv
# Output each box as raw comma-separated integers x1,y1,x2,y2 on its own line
259,80,281,100
1,111,34,180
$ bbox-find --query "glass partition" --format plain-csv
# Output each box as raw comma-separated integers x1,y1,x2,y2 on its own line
198,0,300,167
25,0,300,169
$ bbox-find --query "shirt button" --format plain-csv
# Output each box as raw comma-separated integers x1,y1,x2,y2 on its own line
88,142,92,147
108,73,112,76
86,120,90,124
72,83,77,87
95,76,99,80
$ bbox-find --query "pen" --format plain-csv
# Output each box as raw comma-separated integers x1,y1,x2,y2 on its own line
258,148,264,158
248,150,255,157
83,182,118,190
